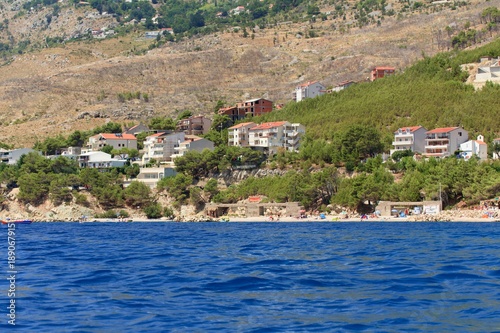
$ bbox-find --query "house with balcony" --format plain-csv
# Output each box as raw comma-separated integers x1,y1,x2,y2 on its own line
423,127,468,158
78,151,127,169
176,115,212,135
141,131,185,165
459,135,488,160
171,135,215,159
293,81,325,102
126,166,177,189
218,106,246,123
228,122,257,147
390,126,428,156
237,98,273,117
248,121,305,154
370,66,395,81
86,133,137,152
283,123,306,152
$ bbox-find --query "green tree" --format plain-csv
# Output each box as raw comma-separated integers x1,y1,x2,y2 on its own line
123,181,152,208
144,202,163,219
17,173,53,205
149,117,176,130
177,110,192,120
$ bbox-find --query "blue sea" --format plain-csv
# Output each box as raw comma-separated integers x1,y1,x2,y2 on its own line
2,222,500,332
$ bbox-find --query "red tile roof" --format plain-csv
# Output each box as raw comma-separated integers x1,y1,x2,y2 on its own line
426,127,460,134
475,140,487,145
250,121,287,130
100,133,137,140
147,132,166,138
373,66,395,70
394,126,423,134
229,122,256,129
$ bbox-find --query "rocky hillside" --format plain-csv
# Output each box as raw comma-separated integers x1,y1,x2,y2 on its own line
0,0,497,147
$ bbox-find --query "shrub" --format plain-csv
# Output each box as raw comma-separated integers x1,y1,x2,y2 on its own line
144,203,163,219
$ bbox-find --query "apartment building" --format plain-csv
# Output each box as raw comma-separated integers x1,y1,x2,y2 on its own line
390,126,428,156
424,127,468,158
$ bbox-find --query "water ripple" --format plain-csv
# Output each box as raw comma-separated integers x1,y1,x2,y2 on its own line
2,221,500,332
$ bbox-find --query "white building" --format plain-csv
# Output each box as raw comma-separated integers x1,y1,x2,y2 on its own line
86,133,137,152
283,123,306,152
171,135,215,159
78,151,127,169
129,167,177,189
248,121,305,154
474,57,500,89
459,135,488,160
424,127,468,158
228,122,256,147
331,80,356,93
390,126,428,156
0,148,38,165
141,131,185,165
293,81,325,102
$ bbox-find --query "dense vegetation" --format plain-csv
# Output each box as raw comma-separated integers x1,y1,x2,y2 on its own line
256,37,500,146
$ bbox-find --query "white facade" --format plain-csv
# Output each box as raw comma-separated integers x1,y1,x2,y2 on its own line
283,123,306,152
0,148,37,165
474,58,500,88
459,135,488,160
294,81,325,102
228,122,256,147
142,132,185,164
86,133,137,151
390,126,427,156
78,151,126,169
171,136,215,159
248,121,305,154
424,127,468,158
132,167,177,188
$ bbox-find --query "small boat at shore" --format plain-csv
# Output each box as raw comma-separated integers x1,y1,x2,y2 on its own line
1,219,33,224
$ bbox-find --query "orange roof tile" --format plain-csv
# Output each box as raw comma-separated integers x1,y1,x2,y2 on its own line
394,126,423,134
475,140,487,145
250,121,287,130
229,122,256,129
426,127,460,134
100,133,137,140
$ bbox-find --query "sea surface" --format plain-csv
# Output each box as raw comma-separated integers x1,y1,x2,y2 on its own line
2,222,500,332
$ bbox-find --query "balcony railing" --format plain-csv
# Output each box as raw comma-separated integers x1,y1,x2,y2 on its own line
425,142,449,149
426,134,450,140
392,140,413,146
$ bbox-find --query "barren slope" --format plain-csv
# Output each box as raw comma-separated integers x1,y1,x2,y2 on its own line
0,0,496,147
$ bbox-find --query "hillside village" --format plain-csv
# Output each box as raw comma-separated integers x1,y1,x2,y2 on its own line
1,1,500,221
0,52,499,222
